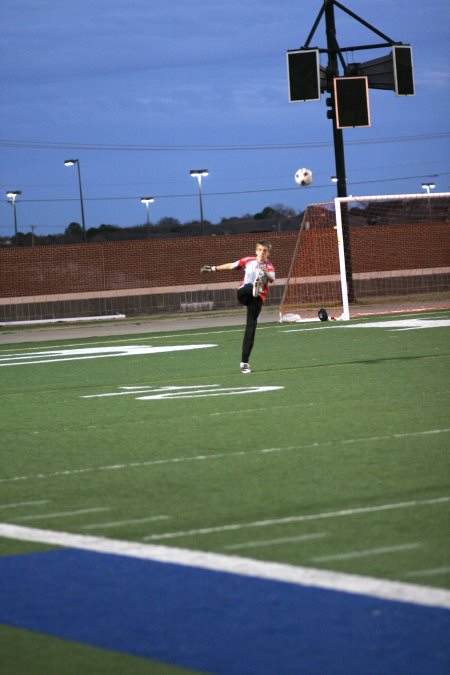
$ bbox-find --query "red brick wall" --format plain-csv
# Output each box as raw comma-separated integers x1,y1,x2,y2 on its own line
0,224,448,299
0,232,297,298
350,223,450,272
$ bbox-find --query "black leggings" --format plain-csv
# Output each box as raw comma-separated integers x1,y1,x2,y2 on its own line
237,284,263,363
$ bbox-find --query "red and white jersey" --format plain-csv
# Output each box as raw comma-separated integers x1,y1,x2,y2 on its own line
231,256,276,301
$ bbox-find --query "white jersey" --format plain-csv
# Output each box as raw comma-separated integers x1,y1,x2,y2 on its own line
231,256,275,301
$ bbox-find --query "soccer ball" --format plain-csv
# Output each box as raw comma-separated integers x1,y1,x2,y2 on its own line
295,168,313,186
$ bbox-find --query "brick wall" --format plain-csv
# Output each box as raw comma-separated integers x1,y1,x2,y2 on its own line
0,224,448,321
349,223,450,272
0,231,297,298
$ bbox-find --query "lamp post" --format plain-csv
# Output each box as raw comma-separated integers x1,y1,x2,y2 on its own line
140,197,155,236
64,159,87,242
190,169,208,233
421,182,435,194
6,190,22,243
421,181,435,215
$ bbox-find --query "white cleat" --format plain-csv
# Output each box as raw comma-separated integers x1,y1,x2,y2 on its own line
252,271,265,297
240,362,251,374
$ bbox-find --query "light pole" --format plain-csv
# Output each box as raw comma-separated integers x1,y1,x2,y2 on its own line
6,190,22,243
190,169,208,233
421,181,435,215
421,182,435,194
140,197,155,236
64,159,87,242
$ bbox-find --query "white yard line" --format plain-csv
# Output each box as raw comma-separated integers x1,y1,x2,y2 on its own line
224,532,326,551
15,507,109,521
1,428,449,484
0,500,49,510
404,566,450,579
80,515,169,530
0,522,449,610
312,543,422,562
142,497,449,541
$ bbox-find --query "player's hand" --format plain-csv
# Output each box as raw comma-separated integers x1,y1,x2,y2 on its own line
200,265,216,273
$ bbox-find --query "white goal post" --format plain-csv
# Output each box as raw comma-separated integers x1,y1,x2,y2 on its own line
279,192,450,322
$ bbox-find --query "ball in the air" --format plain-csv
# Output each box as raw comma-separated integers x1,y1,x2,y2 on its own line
294,168,313,186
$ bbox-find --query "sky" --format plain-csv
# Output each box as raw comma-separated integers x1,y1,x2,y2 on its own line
0,0,449,237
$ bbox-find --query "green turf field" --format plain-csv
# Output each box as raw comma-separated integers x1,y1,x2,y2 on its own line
1,310,449,673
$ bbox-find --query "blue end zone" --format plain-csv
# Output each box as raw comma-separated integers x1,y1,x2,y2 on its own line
1,548,449,674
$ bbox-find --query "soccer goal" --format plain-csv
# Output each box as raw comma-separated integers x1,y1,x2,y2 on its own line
279,192,450,322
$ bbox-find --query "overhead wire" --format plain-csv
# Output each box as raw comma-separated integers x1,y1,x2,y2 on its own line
0,131,449,152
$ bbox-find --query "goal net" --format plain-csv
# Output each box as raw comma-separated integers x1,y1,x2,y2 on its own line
279,192,450,321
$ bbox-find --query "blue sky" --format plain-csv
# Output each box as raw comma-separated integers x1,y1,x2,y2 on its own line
1,0,449,236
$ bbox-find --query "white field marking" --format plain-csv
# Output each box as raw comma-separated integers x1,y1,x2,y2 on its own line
224,532,326,551
1,427,449,484
0,523,449,610
346,318,450,331
82,384,284,400
0,344,217,367
143,497,450,542
0,328,244,356
82,385,220,398
137,386,283,400
0,500,49,510
14,507,110,521
404,566,450,579
312,543,422,563
80,515,170,530
284,318,450,332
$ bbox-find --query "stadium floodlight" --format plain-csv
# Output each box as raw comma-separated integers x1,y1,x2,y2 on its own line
190,169,209,232
64,159,87,242
6,190,22,241
421,182,436,194
140,197,155,229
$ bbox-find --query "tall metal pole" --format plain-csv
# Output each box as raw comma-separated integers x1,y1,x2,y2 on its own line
12,200,18,240
325,1,347,199
140,198,155,237
75,161,87,242
197,175,205,227
190,170,208,235
64,160,87,242
6,190,21,244
325,0,355,302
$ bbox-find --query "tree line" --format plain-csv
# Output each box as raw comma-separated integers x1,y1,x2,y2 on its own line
1,204,303,246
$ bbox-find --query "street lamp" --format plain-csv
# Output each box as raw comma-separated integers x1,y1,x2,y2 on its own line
64,159,87,241
331,176,338,183
140,197,155,234
421,182,436,194
190,169,209,232
6,190,22,242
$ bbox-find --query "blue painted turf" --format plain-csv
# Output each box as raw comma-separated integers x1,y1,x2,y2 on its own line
1,548,449,674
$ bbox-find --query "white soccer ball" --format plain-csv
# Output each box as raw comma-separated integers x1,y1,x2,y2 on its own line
294,168,313,186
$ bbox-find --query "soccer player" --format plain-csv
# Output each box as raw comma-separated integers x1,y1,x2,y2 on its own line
201,240,275,373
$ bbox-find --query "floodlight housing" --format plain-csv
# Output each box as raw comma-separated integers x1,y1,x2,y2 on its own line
190,170,209,177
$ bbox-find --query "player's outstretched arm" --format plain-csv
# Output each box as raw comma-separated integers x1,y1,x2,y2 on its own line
200,262,235,273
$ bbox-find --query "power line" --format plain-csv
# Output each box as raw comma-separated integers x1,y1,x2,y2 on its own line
9,172,450,204
0,132,449,152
